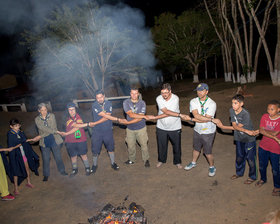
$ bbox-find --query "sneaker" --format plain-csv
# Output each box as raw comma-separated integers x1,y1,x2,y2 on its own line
69,169,78,178
43,176,48,182
111,162,119,171
208,166,216,177
184,162,197,171
2,194,15,201
124,160,134,165
60,171,68,176
91,165,98,174
144,160,150,168
85,168,92,176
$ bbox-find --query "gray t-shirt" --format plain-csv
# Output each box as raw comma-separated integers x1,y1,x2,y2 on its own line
230,108,255,143
123,98,146,130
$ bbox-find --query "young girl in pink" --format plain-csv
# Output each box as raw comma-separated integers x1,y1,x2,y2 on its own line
7,118,39,195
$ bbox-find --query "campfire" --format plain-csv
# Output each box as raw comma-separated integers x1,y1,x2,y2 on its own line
88,202,147,224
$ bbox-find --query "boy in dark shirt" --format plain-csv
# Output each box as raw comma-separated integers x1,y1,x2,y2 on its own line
213,94,259,184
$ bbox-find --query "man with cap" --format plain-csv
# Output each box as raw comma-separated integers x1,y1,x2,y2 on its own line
57,103,92,177
181,83,217,177
89,90,120,173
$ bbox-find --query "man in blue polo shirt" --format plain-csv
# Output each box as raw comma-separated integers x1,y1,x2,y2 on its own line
123,87,150,167
89,90,120,173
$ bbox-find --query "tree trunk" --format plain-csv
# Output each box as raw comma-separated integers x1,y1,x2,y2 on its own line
193,64,199,83
205,60,208,79
274,0,280,85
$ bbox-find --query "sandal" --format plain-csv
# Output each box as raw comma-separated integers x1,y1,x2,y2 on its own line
231,174,240,180
272,189,280,196
26,183,34,189
244,178,255,184
156,162,163,168
176,164,183,169
255,180,265,187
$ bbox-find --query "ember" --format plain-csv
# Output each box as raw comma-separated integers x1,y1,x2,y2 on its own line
88,202,147,224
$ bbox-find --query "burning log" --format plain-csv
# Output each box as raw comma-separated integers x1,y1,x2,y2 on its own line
88,202,147,224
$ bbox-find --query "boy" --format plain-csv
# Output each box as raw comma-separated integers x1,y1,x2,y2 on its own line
0,144,21,201
255,100,280,196
213,94,259,184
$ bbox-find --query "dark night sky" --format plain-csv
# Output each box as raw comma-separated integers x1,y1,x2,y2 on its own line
0,0,199,79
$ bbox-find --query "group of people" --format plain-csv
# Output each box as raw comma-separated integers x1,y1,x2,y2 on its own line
0,82,279,201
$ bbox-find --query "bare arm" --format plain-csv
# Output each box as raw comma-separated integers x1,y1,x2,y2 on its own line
26,135,42,142
232,122,259,136
161,107,180,117
212,119,234,130
0,144,21,152
260,127,280,144
191,109,212,123
124,110,143,124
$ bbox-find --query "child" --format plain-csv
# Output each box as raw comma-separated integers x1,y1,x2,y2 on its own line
263,209,280,224
255,100,280,196
0,144,21,201
213,94,259,184
7,118,39,195
57,103,91,177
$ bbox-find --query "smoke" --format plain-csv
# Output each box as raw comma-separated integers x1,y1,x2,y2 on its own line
0,0,160,103
0,0,88,35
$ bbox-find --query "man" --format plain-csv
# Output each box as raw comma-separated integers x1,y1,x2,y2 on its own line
152,83,182,168
183,83,217,177
89,90,120,173
122,87,150,167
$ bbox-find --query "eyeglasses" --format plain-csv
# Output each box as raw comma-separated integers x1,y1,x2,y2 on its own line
161,91,170,95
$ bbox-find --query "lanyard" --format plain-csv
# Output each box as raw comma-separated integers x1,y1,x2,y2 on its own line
99,102,106,112
69,114,81,139
199,96,208,115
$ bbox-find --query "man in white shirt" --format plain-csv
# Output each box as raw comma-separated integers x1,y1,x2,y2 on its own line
151,83,183,168
181,83,217,177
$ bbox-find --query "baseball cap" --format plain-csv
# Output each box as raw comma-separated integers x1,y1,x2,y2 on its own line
194,83,209,91
66,102,76,109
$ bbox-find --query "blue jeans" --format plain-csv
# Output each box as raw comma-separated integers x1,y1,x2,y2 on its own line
235,141,257,180
258,147,280,188
41,144,66,177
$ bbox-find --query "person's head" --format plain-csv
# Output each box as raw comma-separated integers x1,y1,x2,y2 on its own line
266,209,280,224
95,89,105,104
161,83,172,100
9,118,21,132
267,100,280,118
66,102,77,118
38,103,48,117
232,94,244,112
194,83,209,100
130,87,140,102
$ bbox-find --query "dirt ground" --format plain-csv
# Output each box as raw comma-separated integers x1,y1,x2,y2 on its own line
0,80,279,224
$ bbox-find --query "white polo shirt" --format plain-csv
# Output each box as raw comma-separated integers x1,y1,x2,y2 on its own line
190,96,216,134
156,93,181,131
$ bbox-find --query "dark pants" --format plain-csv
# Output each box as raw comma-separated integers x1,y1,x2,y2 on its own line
41,144,66,177
258,147,280,188
156,128,181,165
235,141,257,180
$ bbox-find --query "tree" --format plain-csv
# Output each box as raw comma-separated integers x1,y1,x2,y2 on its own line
247,0,280,86
23,3,156,98
204,0,277,84
152,11,218,83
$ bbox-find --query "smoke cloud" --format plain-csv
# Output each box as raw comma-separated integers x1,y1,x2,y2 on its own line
0,0,160,104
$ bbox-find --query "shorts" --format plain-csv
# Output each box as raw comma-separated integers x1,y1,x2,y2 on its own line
91,130,114,155
66,141,88,157
193,131,215,155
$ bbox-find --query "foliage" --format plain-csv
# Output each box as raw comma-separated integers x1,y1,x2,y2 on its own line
152,10,219,79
